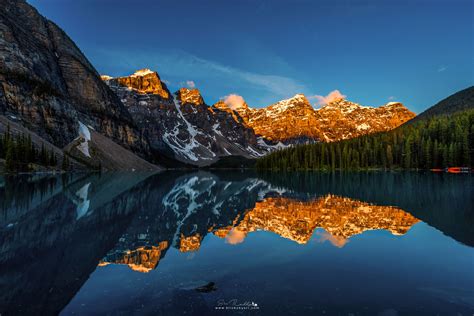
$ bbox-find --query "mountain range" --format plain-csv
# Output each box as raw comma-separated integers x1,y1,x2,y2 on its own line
0,0,469,170
102,69,415,165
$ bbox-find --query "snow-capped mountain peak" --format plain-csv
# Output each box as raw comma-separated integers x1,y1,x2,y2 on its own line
131,68,155,77
270,94,310,110
383,101,405,108
261,94,313,117
321,99,371,113
315,99,415,141
103,69,170,98
100,75,113,81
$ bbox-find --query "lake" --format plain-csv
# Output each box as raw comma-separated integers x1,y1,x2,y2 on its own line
0,171,473,315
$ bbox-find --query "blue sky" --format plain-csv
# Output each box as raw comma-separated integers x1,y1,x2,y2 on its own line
29,0,473,112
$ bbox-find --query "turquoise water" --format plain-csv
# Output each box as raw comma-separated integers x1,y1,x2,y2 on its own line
0,171,473,315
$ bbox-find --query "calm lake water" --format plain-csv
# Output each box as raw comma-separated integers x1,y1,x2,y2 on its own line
0,171,473,316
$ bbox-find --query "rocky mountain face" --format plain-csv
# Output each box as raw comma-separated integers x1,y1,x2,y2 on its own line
103,70,262,166
219,94,322,144
314,99,416,141
0,0,148,158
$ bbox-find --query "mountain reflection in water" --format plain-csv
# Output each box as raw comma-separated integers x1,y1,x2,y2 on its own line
217,195,419,245
0,171,473,315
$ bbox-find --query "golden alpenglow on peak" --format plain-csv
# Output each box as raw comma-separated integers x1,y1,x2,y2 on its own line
214,92,416,144
179,233,203,252
131,69,155,77
233,93,322,142
100,75,113,81
214,195,419,246
314,99,416,142
99,241,169,273
177,88,204,105
103,69,170,98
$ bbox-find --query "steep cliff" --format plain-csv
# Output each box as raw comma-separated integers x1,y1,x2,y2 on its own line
0,0,148,156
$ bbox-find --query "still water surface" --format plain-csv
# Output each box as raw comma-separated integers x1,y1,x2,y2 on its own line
0,171,473,315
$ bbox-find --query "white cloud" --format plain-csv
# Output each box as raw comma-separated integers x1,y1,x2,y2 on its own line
223,94,246,110
314,230,348,248
309,90,346,106
179,52,304,97
178,80,196,89
388,96,395,101
225,228,246,245
437,66,447,72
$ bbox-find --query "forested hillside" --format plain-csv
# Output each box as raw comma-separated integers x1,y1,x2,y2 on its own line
256,109,474,171
412,86,474,122
0,127,63,172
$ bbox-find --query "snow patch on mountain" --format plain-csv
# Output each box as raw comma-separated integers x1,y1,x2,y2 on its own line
131,69,154,77
75,182,91,220
257,137,289,151
77,121,91,158
320,99,372,114
162,95,215,162
357,123,371,131
79,121,91,141
162,176,221,246
268,94,308,114
246,146,264,157
212,123,223,136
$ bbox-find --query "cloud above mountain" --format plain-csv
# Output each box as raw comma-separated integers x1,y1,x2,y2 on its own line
314,230,348,248
310,90,346,106
225,228,246,245
223,94,246,110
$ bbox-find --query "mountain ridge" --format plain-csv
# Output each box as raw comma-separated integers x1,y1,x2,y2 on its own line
103,70,415,165
217,92,415,143
411,86,474,122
